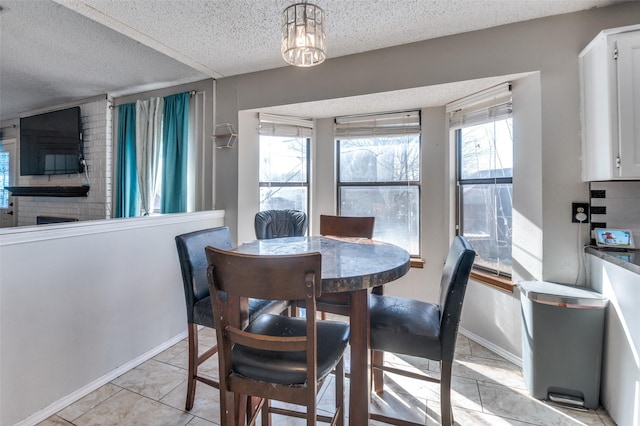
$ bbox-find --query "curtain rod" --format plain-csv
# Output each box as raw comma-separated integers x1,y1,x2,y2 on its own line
110,90,199,109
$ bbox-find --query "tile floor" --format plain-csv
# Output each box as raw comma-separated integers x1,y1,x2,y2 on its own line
38,324,615,426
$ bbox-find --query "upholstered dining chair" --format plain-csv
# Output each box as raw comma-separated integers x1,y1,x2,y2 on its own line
205,247,350,426
368,236,475,426
174,227,290,411
254,209,308,239
317,214,376,320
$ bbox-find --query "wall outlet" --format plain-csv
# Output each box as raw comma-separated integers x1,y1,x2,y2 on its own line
572,202,589,223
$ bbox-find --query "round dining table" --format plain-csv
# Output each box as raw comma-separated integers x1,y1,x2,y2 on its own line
233,236,411,425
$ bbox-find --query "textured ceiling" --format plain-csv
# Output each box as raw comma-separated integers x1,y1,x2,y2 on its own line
0,0,625,121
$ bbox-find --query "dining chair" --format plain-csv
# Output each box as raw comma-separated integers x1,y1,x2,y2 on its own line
368,236,475,426
205,247,350,426
319,214,375,239
174,226,291,411
254,209,308,239
317,214,376,320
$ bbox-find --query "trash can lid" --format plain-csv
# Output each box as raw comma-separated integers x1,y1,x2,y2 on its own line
518,281,608,309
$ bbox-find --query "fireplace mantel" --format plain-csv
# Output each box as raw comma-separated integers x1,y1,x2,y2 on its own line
6,186,90,197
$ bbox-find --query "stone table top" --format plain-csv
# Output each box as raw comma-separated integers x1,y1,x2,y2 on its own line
234,236,411,293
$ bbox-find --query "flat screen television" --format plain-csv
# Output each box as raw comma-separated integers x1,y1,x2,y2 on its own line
19,107,84,176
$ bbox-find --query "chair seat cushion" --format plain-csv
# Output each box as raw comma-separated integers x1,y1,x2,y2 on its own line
233,314,350,385
369,294,442,360
193,297,290,329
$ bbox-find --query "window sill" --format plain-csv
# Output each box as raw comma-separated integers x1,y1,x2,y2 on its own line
470,269,515,293
410,258,425,268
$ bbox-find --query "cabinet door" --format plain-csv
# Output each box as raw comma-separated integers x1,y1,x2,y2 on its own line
616,32,640,178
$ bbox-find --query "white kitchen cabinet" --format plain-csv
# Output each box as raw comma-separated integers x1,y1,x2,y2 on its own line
579,25,640,181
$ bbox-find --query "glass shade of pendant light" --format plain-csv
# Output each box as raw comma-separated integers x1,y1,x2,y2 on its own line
281,2,326,67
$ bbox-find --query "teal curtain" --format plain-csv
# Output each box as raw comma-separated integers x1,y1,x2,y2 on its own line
161,92,189,213
115,103,139,217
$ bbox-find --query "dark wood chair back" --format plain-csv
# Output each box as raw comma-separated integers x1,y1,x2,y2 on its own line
205,247,349,425
319,214,375,238
317,215,376,318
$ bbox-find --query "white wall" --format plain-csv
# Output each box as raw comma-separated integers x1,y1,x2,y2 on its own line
216,2,640,362
0,210,224,426
236,111,260,244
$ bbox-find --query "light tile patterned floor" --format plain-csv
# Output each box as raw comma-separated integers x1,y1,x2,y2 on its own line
38,325,615,426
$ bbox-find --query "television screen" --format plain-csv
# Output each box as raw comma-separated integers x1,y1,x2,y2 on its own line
19,107,84,176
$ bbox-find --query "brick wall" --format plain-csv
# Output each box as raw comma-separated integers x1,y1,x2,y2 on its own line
16,100,112,226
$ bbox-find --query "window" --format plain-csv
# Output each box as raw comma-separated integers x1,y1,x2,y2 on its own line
450,83,513,277
115,92,190,217
0,150,9,209
258,114,311,214
336,111,421,255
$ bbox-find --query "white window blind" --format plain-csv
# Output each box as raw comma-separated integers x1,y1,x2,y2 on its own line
259,113,313,137
447,82,512,129
335,110,421,138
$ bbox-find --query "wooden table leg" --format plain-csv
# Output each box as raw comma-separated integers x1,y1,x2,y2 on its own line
349,289,370,426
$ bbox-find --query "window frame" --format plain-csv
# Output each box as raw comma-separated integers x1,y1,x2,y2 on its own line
455,117,514,287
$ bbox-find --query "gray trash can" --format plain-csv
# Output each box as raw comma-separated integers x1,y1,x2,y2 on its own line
519,281,608,409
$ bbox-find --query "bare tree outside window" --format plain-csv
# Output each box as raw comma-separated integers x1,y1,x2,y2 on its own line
338,135,420,255
458,117,513,275
259,135,309,213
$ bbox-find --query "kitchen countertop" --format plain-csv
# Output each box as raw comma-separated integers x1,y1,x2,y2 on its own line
585,246,640,275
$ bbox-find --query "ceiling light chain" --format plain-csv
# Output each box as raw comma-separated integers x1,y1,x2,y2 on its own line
281,2,326,67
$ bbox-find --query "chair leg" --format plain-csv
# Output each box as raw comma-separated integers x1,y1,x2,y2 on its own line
371,349,385,393
186,323,198,410
235,394,248,425
218,390,235,426
262,399,271,426
336,358,345,426
307,390,317,426
440,360,454,426
291,304,299,317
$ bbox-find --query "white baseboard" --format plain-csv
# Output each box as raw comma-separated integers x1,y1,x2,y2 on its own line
15,331,188,426
459,327,522,368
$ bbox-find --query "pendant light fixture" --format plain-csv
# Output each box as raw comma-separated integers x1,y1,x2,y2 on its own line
281,2,326,67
